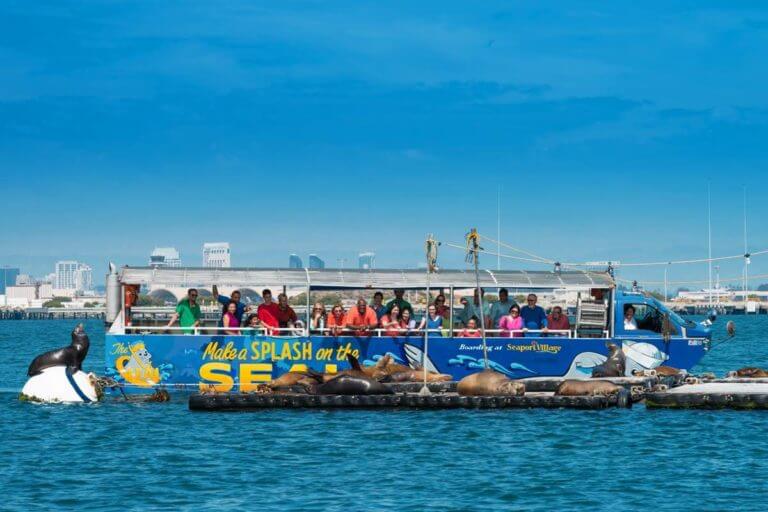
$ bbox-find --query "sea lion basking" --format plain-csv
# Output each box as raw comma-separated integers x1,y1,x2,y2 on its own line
457,369,525,396
734,367,768,378
27,324,90,377
555,380,622,396
591,342,625,378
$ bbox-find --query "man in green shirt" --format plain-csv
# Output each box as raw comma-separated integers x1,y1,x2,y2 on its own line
167,288,202,334
386,289,412,314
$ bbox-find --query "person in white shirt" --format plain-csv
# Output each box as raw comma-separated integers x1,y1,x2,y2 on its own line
624,305,638,330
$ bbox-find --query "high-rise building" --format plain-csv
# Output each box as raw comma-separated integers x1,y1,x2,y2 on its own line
308,254,325,269
0,266,20,294
288,254,303,269
203,242,231,268
74,264,93,292
358,252,376,270
149,247,181,268
55,261,92,292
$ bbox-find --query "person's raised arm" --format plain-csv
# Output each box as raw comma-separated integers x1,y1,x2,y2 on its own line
166,313,179,327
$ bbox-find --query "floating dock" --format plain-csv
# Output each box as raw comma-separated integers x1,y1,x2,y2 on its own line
646,382,768,409
189,388,632,411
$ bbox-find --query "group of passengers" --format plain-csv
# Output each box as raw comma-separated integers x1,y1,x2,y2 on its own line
167,285,571,338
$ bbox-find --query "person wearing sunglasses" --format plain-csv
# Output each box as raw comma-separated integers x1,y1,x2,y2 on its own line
166,288,202,334
309,302,327,334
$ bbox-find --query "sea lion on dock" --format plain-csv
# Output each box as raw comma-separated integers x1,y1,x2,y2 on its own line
457,369,525,396
632,365,682,377
555,380,622,396
733,367,768,378
270,370,323,388
591,342,625,378
27,324,90,377
316,374,394,395
383,369,453,383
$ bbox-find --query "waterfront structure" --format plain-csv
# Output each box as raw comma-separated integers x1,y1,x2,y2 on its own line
309,254,325,269
358,252,375,270
289,254,303,269
203,243,231,268
55,261,93,293
149,247,181,268
0,267,20,294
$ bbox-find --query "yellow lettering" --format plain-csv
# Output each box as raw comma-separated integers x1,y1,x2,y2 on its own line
280,342,292,360
240,363,273,391
288,363,308,373
302,342,312,360
250,341,260,359
199,362,233,392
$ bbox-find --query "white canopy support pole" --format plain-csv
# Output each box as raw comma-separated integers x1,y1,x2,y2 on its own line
467,228,489,370
420,235,438,395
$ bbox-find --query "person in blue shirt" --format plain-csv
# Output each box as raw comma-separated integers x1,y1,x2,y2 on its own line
212,285,246,326
520,294,548,334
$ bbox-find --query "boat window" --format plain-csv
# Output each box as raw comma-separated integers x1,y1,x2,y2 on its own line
647,297,696,328
625,303,663,333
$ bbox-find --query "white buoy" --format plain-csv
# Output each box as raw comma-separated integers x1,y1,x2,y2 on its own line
20,366,99,403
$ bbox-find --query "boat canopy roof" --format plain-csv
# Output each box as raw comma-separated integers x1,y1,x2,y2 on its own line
119,266,614,290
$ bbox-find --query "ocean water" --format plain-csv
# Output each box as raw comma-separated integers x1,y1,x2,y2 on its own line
2,318,768,511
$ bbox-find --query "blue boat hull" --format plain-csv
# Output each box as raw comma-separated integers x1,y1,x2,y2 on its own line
104,334,706,392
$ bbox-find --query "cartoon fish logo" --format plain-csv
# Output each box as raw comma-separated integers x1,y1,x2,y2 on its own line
115,342,161,386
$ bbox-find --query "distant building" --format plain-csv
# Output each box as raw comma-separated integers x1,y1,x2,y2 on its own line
6,286,36,301
358,252,375,270
309,254,325,269
55,261,92,292
15,273,34,286
203,242,231,268
0,267,20,294
289,254,303,269
149,247,181,268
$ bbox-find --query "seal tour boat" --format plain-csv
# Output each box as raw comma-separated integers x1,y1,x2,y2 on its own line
102,264,714,393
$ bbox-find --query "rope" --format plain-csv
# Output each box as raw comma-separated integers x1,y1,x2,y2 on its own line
477,235,554,264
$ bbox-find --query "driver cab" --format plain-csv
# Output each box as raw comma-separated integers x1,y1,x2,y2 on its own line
615,292,679,338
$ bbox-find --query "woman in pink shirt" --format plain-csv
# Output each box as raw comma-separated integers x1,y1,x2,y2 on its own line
222,301,241,335
458,317,483,338
498,304,524,338
380,304,402,337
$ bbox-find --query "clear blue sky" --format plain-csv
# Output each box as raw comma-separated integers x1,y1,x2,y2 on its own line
2,1,767,289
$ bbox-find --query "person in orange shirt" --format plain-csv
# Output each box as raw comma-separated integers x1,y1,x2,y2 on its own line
344,297,379,337
326,304,347,336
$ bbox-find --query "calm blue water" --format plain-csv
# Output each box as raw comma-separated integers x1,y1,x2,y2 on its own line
2,318,768,511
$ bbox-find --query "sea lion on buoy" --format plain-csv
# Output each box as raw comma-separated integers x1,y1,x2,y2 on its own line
555,380,622,396
591,342,625,378
27,324,90,377
457,369,525,396
315,374,394,395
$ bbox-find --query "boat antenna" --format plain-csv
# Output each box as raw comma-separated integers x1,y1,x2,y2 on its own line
743,186,750,307
466,228,489,369
497,185,501,271
708,182,713,307
420,235,439,396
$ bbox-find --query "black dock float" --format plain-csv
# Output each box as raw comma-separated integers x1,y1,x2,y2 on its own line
189,390,631,411
646,383,768,409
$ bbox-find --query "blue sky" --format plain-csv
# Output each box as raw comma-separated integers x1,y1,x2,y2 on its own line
2,1,768,288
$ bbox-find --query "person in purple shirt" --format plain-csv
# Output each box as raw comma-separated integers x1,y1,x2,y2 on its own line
520,294,548,334
212,285,246,326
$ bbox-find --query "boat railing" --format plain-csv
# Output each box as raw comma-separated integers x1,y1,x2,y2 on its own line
123,325,576,338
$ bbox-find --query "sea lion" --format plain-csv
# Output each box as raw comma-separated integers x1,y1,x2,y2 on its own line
382,369,453,383
632,365,682,377
591,342,625,378
734,367,768,378
457,369,525,396
555,380,622,396
315,374,394,395
270,370,324,388
27,324,90,377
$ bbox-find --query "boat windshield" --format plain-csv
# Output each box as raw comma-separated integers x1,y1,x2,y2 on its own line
648,297,696,328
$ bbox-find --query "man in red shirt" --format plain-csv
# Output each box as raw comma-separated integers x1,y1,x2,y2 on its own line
257,289,280,333
275,292,298,330
547,306,571,335
344,298,379,337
